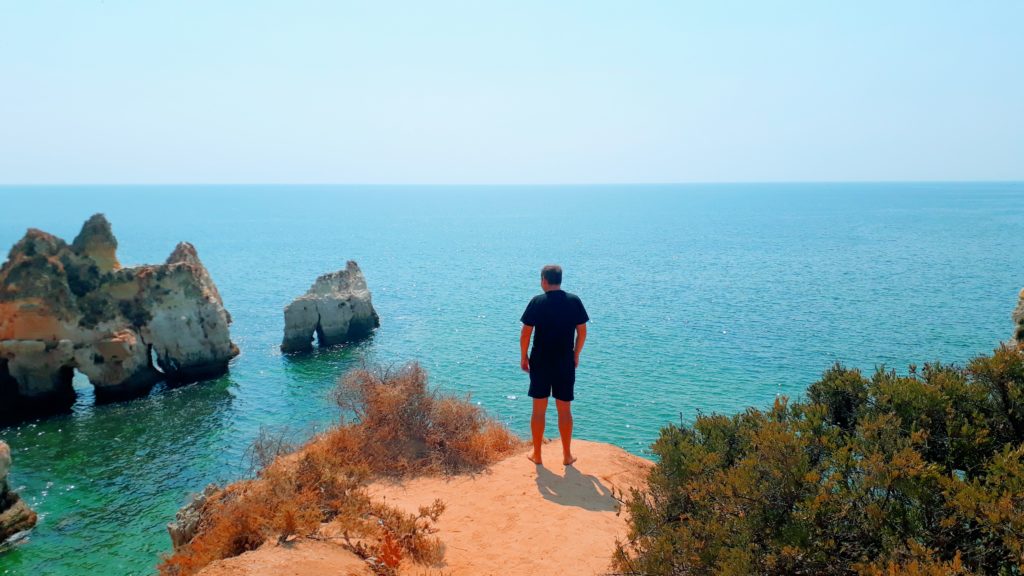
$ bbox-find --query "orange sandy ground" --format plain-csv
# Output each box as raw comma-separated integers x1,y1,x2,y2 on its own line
197,439,652,576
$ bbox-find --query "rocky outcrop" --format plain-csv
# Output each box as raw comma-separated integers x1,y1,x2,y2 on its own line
1014,287,1024,348
0,214,238,421
167,483,220,550
281,261,379,353
0,441,37,542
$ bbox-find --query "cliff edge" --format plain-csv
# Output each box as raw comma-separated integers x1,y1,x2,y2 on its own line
195,439,651,576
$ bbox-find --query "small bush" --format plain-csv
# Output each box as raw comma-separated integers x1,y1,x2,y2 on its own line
244,425,299,475
159,362,521,576
616,346,1024,575
330,362,522,477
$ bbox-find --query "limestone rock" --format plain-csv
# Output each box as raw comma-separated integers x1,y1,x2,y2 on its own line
0,339,76,408
1014,287,1024,348
0,215,238,422
281,261,380,353
0,441,37,542
71,213,120,273
167,483,220,550
142,242,239,382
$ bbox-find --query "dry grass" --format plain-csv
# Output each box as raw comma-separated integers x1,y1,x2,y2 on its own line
159,362,522,576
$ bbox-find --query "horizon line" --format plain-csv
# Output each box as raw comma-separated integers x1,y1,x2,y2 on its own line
1,178,1023,188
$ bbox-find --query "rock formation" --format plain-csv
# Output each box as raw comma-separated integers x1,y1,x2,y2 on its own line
0,214,238,421
0,441,37,542
1014,287,1024,349
281,261,379,353
167,483,220,550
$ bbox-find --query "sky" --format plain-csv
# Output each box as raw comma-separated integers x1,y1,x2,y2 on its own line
0,1,1022,185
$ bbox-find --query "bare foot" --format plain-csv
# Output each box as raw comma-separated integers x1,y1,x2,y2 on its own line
527,454,543,465
563,455,577,466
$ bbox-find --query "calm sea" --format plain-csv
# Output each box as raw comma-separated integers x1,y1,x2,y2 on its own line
0,183,1022,574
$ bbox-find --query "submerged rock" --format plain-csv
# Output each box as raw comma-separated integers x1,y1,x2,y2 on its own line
0,441,37,542
0,215,238,421
281,261,380,353
1014,287,1024,348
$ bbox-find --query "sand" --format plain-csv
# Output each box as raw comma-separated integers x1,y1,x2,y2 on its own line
197,439,652,576
198,540,370,576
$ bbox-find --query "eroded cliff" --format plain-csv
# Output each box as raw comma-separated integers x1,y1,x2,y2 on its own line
0,214,238,421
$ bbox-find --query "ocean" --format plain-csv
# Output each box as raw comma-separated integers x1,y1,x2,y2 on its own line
0,183,1022,574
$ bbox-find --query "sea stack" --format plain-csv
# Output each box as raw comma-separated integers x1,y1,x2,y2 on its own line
1014,287,1024,349
0,441,37,542
0,214,238,421
281,261,380,353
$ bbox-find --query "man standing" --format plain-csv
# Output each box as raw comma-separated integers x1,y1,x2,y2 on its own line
520,265,589,466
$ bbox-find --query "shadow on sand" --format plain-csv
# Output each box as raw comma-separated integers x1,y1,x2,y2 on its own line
534,464,618,512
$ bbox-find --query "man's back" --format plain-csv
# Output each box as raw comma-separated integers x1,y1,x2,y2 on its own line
521,289,589,359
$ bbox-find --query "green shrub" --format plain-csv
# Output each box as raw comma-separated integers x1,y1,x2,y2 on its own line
616,346,1024,575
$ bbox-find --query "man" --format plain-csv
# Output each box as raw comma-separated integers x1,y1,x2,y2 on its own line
520,264,589,466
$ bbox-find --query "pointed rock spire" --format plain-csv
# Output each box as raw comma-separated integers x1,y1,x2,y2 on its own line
166,242,200,266
71,213,120,272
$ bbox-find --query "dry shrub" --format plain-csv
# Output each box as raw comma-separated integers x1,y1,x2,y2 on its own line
243,425,299,475
159,362,521,576
159,458,367,576
349,499,447,572
330,362,522,477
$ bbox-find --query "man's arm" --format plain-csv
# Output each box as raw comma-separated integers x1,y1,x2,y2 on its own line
574,323,587,367
520,325,533,373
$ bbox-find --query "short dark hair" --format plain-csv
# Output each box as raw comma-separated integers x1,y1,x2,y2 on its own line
541,264,562,285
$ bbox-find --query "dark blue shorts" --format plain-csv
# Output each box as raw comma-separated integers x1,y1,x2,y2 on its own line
528,353,575,402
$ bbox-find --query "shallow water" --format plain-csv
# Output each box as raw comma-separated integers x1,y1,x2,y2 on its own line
0,183,1022,574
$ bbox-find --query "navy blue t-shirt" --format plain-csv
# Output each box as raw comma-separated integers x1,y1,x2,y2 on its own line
521,290,589,361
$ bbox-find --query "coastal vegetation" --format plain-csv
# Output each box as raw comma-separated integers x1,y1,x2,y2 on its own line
614,345,1024,575
158,363,521,576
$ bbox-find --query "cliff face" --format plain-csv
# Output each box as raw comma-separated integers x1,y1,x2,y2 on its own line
0,214,238,421
0,441,37,542
281,261,380,353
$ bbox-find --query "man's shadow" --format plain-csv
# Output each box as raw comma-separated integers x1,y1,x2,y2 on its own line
534,464,618,512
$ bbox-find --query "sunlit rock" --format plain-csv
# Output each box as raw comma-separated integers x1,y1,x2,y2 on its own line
281,261,380,353
167,483,220,550
0,441,37,542
0,215,238,422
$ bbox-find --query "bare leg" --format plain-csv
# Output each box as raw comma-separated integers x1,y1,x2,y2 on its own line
555,399,576,465
529,398,547,465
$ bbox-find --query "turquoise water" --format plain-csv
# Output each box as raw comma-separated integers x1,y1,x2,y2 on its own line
1,183,1023,574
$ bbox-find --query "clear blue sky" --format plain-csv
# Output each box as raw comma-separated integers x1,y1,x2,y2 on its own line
1,1,1021,184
